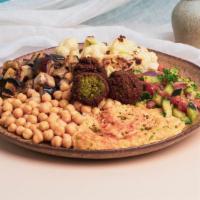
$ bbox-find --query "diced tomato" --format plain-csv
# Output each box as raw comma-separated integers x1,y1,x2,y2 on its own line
145,83,160,95
193,99,200,110
170,96,188,112
158,65,168,72
173,82,187,90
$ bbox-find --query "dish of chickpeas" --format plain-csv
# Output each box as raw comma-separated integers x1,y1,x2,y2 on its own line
0,36,200,159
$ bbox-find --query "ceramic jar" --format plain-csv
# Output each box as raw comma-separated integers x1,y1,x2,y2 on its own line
172,0,200,48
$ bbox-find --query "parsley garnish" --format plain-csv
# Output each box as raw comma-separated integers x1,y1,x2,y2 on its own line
158,68,178,83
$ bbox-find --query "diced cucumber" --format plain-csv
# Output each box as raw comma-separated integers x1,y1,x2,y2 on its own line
187,102,199,122
143,76,160,83
164,84,174,96
162,99,172,117
172,108,191,124
153,93,162,106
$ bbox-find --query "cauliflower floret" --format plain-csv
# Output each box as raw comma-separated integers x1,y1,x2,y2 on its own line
109,35,137,59
131,47,159,72
81,36,108,60
55,38,79,57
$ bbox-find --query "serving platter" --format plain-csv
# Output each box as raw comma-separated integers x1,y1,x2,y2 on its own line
0,47,200,159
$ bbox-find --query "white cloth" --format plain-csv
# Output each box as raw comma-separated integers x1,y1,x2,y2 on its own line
0,1,199,200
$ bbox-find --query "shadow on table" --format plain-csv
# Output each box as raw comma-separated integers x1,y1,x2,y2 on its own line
0,131,199,167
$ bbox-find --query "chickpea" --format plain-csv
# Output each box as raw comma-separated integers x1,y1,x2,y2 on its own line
65,122,77,135
98,99,106,109
103,99,114,109
92,107,100,115
60,80,70,91
39,121,49,131
60,110,71,123
66,104,76,113
17,93,27,102
81,105,92,114
73,101,82,112
38,113,48,122
72,113,84,125
64,72,73,82
43,129,54,141
114,100,121,106
3,102,13,112
48,113,59,124
57,119,66,128
51,100,59,107
33,129,44,144
51,136,62,147
53,91,62,100
27,115,37,124
53,123,65,136
16,126,25,136
12,99,22,108
7,98,14,103
23,104,32,114
28,100,38,108
25,122,32,129
27,88,36,97
5,116,15,127
29,124,37,131
13,108,23,118
50,107,60,113
62,134,72,148
8,123,17,133
59,99,68,108
30,96,41,103
31,91,40,97
42,93,52,102
62,90,71,100
22,128,33,140
32,108,39,116
16,117,26,126
0,97,3,106
2,110,11,117
0,116,7,126
39,102,51,114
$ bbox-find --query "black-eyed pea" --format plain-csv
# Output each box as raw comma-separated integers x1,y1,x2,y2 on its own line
43,129,54,141
60,110,71,123
42,93,52,102
39,121,49,131
16,126,25,136
65,122,77,135
22,128,33,140
13,108,23,118
51,136,62,147
53,91,62,100
62,134,72,148
16,117,26,126
8,123,17,133
81,105,92,114
33,129,44,144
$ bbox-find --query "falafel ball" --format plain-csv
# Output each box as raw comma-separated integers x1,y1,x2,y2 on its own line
73,57,107,78
108,70,143,104
72,72,109,106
